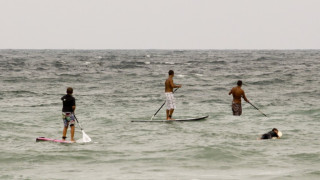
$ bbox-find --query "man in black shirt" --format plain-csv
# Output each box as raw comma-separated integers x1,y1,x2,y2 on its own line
260,128,281,139
61,87,76,142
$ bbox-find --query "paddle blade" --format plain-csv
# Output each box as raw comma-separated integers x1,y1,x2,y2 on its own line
82,130,92,142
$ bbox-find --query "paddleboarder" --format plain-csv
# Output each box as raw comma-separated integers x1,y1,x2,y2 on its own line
165,70,182,120
61,87,76,142
228,80,249,116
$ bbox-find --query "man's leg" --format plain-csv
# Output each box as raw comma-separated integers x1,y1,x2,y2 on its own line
232,103,241,116
62,126,68,140
169,109,174,120
70,125,75,142
239,104,242,116
232,103,236,115
166,109,169,120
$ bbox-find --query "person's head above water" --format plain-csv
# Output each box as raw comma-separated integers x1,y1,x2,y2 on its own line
273,128,283,137
67,87,73,95
272,128,278,133
168,70,174,76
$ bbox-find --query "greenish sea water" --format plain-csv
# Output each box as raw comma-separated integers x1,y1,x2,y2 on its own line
0,50,319,180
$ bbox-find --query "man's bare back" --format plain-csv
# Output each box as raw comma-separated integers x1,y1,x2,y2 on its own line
165,77,175,92
229,83,249,104
229,86,247,104
229,80,249,116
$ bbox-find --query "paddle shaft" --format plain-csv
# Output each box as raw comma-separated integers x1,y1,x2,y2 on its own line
248,102,267,117
73,115,84,130
151,88,179,120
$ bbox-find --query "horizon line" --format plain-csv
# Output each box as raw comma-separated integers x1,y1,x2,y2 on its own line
1,48,319,51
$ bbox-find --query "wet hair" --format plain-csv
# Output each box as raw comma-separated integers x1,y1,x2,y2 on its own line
272,128,278,132
67,87,73,94
168,70,174,75
237,80,242,86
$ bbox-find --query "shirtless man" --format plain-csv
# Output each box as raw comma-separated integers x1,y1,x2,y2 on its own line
228,80,249,116
165,70,182,120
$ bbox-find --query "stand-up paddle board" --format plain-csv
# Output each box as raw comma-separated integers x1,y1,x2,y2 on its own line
36,137,75,144
131,115,208,122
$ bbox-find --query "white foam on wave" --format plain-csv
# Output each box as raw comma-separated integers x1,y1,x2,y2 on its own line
84,62,91,65
76,139,84,143
177,74,185,78
145,62,150,65
165,62,175,65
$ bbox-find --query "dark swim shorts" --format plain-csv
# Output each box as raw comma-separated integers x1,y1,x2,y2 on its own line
62,112,75,127
232,103,242,116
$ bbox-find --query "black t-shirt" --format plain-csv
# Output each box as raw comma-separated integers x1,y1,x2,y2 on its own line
268,131,279,138
61,94,76,112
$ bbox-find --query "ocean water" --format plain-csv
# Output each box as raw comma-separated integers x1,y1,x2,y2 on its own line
0,49,319,180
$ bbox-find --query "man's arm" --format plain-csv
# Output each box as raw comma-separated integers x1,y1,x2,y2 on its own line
175,84,182,88
170,79,182,88
72,98,76,112
242,91,249,102
228,88,233,95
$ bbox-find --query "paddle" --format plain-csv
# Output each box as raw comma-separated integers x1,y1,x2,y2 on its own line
74,115,92,142
151,88,179,120
248,102,267,117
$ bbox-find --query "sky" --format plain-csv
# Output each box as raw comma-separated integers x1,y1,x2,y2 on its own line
0,0,319,49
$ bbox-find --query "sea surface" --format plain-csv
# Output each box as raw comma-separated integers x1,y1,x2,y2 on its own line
0,49,320,180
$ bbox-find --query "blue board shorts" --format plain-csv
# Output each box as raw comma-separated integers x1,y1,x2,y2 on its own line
62,112,75,127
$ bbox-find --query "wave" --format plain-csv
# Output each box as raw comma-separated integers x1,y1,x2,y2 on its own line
254,56,269,61
192,147,242,162
1,90,38,96
208,60,227,65
288,152,320,162
109,61,147,69
249,78,286,85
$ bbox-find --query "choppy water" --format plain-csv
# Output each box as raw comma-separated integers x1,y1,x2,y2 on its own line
0,49,320,180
